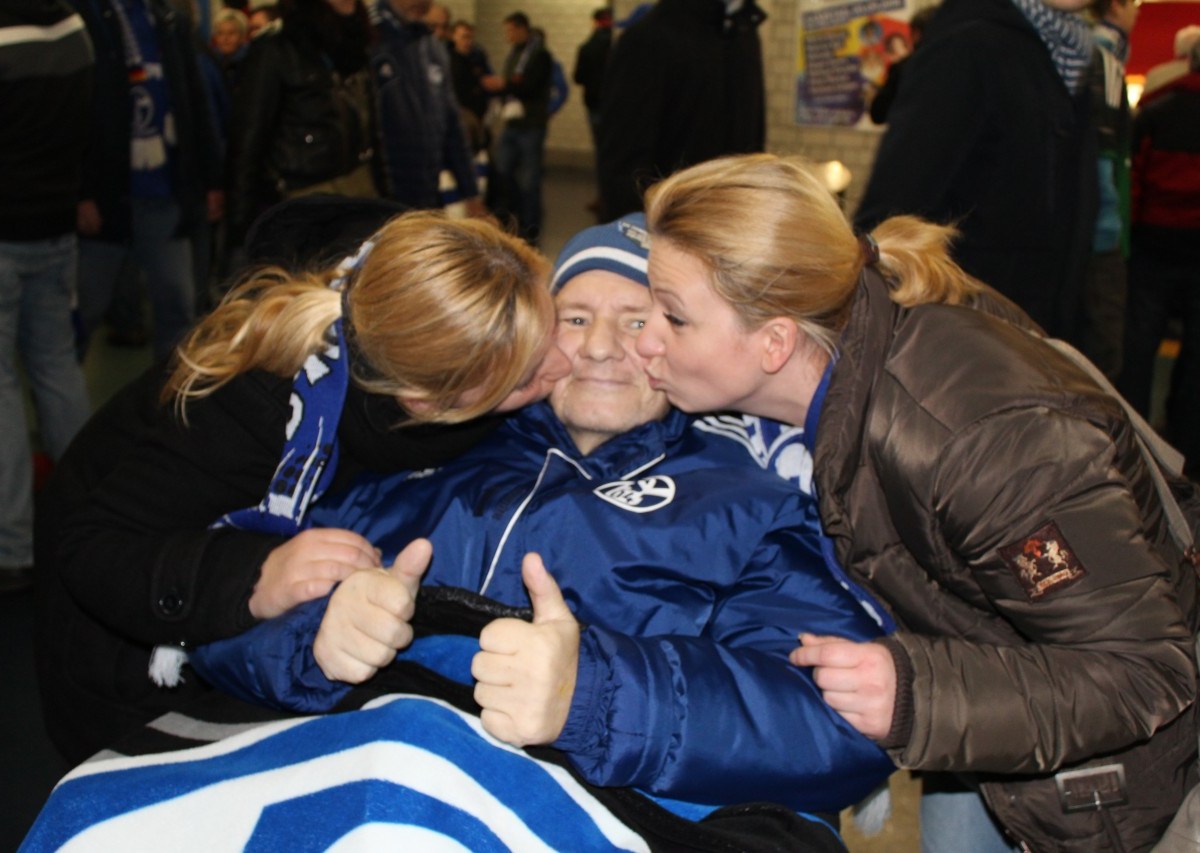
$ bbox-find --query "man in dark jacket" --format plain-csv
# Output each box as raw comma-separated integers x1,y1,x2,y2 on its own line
189,215,895,817
71,0,223,361
1078,0,1137,381
572,7,611,143
854,0,1098,344
483,11,552,244
1118,27,1200,480
596,0,766,220
370,0,484,214
0,0,94,594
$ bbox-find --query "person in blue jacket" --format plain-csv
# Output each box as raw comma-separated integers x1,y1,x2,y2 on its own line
192,214,894,815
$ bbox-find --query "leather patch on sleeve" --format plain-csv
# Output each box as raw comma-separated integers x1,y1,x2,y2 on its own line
998,521,1088,601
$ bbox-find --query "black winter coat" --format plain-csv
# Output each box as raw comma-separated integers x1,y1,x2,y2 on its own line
226,18,375,243
596,0,765,219
854,0,1097,344
35,366,498,763
572,26,610,112
69,0,220,242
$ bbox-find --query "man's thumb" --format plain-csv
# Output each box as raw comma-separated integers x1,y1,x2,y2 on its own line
390,538,433,588
523,553,571,623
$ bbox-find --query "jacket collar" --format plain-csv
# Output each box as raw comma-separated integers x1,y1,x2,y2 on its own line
505,401,693,479
813,269,896,521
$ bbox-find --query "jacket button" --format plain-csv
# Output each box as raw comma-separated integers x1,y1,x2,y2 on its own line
158,593,184,616
304,134,314,144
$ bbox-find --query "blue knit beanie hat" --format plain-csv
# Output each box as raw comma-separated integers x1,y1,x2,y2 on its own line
550,213,651,294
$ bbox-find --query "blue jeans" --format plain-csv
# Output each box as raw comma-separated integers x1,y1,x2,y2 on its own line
494,124,546,244
0,235,92,568
77,198,196,361
920,778,1017,853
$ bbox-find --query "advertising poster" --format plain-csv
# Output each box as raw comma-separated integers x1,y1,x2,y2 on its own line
794,0,914,127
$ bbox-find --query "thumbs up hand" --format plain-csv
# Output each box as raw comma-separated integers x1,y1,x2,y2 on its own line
313,538,432,684
473,553,580,747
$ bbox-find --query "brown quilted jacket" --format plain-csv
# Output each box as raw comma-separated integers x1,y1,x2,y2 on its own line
813,270,1199,851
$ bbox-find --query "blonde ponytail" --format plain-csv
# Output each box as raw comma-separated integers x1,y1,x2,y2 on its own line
164,268,341,420
872,215,984,308
646,153,988,351
163,210,553,426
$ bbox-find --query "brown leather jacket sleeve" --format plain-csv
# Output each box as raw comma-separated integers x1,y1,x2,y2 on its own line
889,407,1196,774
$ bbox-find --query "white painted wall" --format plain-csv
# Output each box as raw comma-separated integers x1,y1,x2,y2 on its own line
469,0,941,208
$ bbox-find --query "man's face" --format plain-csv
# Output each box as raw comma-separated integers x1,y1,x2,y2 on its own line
423,3,450,38
452,23,474,53
212,20,243,56
1110,0,1139,33
246,9,272,35
389,0,432,22
503,21,526,45
551,271,671,454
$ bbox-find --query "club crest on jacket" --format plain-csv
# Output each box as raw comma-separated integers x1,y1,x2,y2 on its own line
999,521,1088,601
594,476,676,513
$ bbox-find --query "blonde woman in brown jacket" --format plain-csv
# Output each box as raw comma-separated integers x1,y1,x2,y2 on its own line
634,153,1197,851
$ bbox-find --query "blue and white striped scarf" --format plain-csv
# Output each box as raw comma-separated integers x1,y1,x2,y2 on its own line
148,236,378,688
1010,0,1093,94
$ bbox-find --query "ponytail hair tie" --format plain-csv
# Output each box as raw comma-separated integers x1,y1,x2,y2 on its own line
858,232,880,266
329,233,380,322
329,234,381,293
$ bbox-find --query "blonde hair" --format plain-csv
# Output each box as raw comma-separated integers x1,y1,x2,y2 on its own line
643,153,983,353
165,211,552,424
213,7,249,38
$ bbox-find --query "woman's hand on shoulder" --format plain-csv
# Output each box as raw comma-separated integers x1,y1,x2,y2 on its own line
790,634,897,741
250,528,383,620
313,538,432,684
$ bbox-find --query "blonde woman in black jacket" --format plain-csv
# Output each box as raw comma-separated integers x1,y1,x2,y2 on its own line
36,211,568,763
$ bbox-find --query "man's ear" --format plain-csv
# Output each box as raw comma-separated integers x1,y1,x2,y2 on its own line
758,317,799,375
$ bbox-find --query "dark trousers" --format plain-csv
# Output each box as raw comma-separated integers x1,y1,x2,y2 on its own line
1118,244,1200,476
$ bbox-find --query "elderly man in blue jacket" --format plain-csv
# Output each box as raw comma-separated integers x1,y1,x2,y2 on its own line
192,215,894,817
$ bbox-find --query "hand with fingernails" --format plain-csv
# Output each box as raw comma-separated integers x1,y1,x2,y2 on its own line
251,528,386,620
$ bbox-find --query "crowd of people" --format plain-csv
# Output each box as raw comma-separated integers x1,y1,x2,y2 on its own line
5,0,1200,851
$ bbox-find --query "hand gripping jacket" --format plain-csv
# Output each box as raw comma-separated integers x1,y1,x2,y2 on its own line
192,402,894,815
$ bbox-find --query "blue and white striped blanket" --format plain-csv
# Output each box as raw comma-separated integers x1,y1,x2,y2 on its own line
22,694,653,852
21,591,847,852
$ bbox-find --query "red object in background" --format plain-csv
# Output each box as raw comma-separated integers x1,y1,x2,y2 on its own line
1128,0,1200,75
32,452,54,494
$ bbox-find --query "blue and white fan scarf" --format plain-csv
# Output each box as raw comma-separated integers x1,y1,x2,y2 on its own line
149,237,376,687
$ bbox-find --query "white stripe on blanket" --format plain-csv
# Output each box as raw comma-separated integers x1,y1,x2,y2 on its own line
22,695,650,853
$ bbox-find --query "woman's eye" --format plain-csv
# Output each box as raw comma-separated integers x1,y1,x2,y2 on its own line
664,312,686,328
563,316,587,326
629,318,646,331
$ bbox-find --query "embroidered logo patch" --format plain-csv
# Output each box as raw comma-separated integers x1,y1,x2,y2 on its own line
998,521,1087,601
594,476,676,513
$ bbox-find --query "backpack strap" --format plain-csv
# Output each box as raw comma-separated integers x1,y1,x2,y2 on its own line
1044,337,1195,556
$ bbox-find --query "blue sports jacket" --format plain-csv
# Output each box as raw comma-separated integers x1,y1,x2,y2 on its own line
191,403,894,813
370,4,478,209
